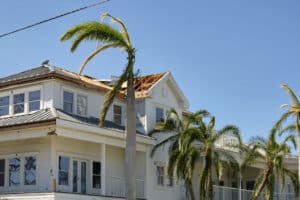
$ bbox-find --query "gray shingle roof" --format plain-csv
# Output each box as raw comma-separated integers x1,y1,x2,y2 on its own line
0,66,52,84
0,108,127,132
0,108,55,127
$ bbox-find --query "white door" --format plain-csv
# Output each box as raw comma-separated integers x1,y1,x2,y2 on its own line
72,160,87,194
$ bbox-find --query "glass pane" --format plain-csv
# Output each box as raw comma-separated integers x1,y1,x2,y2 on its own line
24,156,36,185
29,102,40,112
81,162,86,194
113,105,122,124
0,159,5,172
59,156,69,185
73,161,78,192
0,96,9,106
0,159,5,187
0,106,9,116
59,156,69,171
29,91,40,101
156,108,164,122
93,176,101,189
93,162,101,175
77,95,87,116
13,94,24,104
9,158,20,186
14,104,24,114
63,102,73,113
0,174,4,187
63,91,73,103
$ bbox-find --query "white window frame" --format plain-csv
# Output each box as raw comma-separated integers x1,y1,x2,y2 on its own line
155,107,165,123
156,165,165,186
0,95,10,117
0,86,43,118
113,104,122,125
0,152,38,193
28,90,41,113
63,90,74,114
92,161,101,189
13,93,25,115
77,94,88,116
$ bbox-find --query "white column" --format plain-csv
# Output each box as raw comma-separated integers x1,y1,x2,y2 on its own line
101,143,106,195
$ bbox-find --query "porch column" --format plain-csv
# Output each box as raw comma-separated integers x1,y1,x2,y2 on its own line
101,143,106,195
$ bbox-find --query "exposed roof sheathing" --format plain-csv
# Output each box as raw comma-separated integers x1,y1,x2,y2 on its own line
120,72,167,98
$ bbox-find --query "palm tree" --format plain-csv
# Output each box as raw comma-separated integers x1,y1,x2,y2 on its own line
240,128,299,200
181,115,241,200
151,111,241,200
150,108,209,200
275,84,300,191
61,13,137,200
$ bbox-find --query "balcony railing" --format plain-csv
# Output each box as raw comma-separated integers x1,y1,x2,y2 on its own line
106,176,145,198
213,185,297,200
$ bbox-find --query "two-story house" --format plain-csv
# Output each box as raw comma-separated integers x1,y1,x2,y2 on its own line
0,64,189,200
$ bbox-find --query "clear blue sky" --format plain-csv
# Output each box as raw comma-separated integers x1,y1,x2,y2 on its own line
1,0,300,144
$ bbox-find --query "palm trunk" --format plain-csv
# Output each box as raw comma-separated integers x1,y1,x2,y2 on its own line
252,167,271,200
125,51,136,200
206,149,213,200
298,137,300,200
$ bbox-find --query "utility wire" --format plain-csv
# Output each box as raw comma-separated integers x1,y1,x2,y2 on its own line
0,0,110,39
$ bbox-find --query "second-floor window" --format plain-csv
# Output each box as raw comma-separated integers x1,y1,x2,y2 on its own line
77,95,87,116
13,93,25,114
0,96,9,116
156,107,164,122
63,91,74,113
9,157,21,186
29,91,40,112
113,105,122,125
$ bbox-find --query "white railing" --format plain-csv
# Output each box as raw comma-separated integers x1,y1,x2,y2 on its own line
106,176,145,198
213,185,297,200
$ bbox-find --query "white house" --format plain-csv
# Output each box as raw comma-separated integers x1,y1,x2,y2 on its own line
0,64,297,200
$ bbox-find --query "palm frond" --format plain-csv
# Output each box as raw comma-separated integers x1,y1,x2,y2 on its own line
61,21,127,52
99,68,128,126
213,125,241,144
101,13,131,46
281,84,300,106
78,43,122,75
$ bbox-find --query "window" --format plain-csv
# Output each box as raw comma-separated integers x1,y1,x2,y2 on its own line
156,166,164,186
0,96,9,116
9,157,20,186
0,159,5,187
63,91,74,113
29,91,40,112
92,162,101,189
24,156,36,185
13,93,24,114
77,95,87,116
156,107,164,122
59,156,69,185
167,175,174,187
113,105,122,125
246,181,255,190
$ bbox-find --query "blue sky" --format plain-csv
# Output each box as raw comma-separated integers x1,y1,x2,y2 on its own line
1,0,300,145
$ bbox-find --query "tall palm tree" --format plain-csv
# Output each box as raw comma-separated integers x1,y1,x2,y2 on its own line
151,111,241,200
275,84,300,191
241,128,299,200
61,13,137,200
150,109,209,200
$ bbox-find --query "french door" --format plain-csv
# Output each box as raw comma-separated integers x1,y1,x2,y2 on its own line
72,160,87,194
